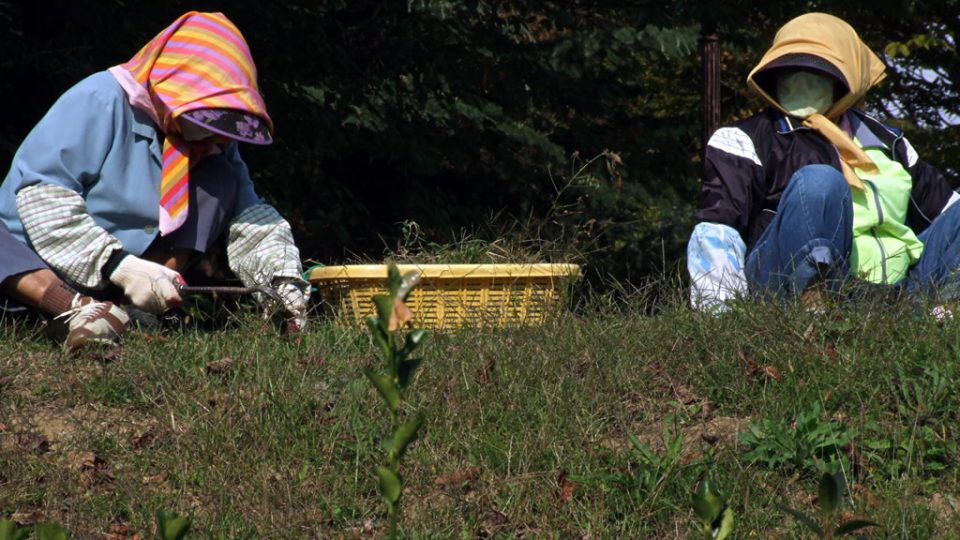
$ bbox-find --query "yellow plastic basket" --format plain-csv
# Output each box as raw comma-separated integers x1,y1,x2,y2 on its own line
308,263,581,329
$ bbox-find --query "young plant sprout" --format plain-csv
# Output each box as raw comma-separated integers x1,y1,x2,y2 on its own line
364,263,427,538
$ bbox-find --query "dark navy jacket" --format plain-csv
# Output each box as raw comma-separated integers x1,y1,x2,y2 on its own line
696,107,954,250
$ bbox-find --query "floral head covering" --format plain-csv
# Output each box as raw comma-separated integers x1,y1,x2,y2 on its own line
112,11,273,235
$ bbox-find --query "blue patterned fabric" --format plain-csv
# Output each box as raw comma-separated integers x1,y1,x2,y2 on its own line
687,222,747,313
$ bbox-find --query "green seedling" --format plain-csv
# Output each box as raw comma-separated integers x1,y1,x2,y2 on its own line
691,479,734,540
0,519,30,540
156,510,191,540
0,519,71,540
778,472,879,539
364,262,427,538
34,523,70,540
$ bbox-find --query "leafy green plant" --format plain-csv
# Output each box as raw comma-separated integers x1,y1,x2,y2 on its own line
740,402,852,476
33,523,69,540
156,510,191,540
570,419,688,505
0,519,70,540
691,479,734,540
779,472,878,539
364,262,427,538
862,422,956,484
0,519,31,540
627,424,684,494
890,365,952,426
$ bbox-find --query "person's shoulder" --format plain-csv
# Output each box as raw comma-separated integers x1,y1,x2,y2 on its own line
849,108,901,136
59,71,125,107
718,108,783,133
711,108,782,144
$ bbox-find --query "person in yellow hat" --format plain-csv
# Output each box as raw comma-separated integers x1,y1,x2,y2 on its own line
688,12,959,313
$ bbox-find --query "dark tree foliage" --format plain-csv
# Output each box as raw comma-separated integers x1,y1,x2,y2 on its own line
0,1,956,287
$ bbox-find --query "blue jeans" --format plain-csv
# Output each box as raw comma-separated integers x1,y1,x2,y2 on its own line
747,163,960,302
746,164,853,296
906,197,960,301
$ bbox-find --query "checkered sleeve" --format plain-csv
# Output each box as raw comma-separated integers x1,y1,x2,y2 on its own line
226,204,307,289
16,184,123,289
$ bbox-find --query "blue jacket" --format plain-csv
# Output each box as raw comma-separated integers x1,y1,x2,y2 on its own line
0,71,263,255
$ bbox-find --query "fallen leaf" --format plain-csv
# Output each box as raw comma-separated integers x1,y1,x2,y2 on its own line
480,508,509,537
344,518,375,538
142,473,168,486
476,358,496,386
205,357,234,376
433,466,481,486
132,427,157,449
557,470,577,502
682,450,705,465
106,522,143,540
299,355,325,367
738,350,781,381
763,366,782,381
68,450,113,487
387,298,414,331
16,432,50,455
68,450,99,471
10,509,42,524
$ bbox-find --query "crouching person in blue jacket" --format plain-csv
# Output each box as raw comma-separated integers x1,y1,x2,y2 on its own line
0,11,310,350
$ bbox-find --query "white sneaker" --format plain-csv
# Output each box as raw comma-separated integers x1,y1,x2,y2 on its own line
55,294,129,352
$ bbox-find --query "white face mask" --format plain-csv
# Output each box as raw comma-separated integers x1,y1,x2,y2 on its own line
776,71,835,118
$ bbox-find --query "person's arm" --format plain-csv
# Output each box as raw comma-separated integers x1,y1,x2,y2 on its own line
900,135,960,231
16,184,123,289
221,142,309,327
11,76,182,312
226,204,305,285
696,125,766,236
688,123,765,312
226,203,309,328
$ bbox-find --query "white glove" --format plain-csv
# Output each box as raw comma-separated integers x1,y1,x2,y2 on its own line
109,255,184,314
276,281,309,332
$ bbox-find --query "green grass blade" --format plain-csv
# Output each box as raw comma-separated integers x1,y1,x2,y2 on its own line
834,519,880,536
777,504,824,536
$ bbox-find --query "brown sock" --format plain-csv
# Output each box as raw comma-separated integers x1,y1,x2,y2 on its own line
38,282,79,316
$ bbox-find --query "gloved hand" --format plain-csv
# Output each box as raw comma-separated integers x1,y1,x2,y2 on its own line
275,280,309,333
109,255,184,314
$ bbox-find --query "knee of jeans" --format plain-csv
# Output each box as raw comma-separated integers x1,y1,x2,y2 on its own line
786,164,848,206
793,164,847,193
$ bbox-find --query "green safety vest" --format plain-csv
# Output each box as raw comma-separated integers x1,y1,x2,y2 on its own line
849,144,924,283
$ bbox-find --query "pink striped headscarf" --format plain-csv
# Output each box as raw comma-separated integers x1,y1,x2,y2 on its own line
110,11,272,236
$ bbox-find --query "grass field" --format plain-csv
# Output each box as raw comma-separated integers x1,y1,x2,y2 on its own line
2,285,960,538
